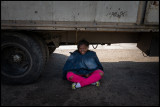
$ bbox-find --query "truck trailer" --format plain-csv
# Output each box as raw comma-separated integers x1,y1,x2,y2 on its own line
1,1,159,84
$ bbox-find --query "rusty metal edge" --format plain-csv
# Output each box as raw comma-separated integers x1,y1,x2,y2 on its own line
1,20,159,32
1,26,159,32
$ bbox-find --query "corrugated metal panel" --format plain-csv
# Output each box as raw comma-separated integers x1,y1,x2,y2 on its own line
144,1,159,25
1,1,140,23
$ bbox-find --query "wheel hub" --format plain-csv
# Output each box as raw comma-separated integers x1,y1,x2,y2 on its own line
12,54,22,63
1,44,32,76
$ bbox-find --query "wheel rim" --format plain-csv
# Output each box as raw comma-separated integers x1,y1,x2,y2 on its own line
1,43,32,77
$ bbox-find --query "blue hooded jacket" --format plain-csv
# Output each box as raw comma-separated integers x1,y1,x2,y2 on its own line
63,50,103,80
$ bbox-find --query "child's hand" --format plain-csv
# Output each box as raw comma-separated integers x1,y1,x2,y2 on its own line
85,74,90,78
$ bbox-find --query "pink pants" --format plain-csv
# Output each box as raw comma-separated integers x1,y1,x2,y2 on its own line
66,69,104,87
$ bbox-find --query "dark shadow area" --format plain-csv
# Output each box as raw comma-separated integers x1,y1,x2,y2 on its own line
1,53,159,106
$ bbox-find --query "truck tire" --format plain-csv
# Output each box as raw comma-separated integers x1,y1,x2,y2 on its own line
42,39,49,62
32,35,49,63
1,32,45,84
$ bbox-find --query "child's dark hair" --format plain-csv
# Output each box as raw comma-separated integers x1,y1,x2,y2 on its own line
77,39,89,49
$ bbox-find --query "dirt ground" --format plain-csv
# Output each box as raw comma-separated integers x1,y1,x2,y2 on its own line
1,45,159,106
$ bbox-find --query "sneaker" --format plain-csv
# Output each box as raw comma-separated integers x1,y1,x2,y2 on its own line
72,83,77,89
96,81,100,87
91,81,100,87
72,83,81,89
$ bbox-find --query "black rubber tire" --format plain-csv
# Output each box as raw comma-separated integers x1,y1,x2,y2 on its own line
21,31,49,63
32,35,49,63
1,32,45,84
41,39,49,62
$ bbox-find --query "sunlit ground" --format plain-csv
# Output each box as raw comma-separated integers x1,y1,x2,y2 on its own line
55,43,159,62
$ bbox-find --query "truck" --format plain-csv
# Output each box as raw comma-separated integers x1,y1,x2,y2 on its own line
1,1,159,84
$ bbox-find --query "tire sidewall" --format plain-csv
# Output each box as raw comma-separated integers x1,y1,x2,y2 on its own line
1,32,45,84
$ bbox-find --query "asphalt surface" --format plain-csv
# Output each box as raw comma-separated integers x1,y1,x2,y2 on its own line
1,44,159,106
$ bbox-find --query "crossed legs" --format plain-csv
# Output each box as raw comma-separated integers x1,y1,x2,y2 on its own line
66,69,104,87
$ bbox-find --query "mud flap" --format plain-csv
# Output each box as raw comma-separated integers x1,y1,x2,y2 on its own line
137,32,159,56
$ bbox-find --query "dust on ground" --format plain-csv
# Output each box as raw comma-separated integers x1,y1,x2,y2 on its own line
1,44,159,106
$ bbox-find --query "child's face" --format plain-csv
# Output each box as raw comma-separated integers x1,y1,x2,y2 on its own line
79,44,88,55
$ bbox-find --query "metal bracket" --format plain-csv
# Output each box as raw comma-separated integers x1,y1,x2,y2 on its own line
75,29,78,45
51,35,60,48
92,44,98,49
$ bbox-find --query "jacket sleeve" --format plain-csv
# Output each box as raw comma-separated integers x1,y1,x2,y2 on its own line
62,51,77,79
94,52,104,71
62,54,73,80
